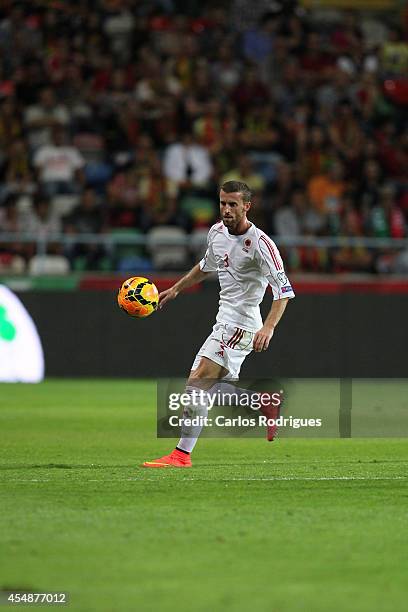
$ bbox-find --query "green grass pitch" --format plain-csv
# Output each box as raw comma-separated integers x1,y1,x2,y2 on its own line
0,380,407,612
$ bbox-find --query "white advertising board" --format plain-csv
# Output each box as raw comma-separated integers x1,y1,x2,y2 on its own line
0,285,45,383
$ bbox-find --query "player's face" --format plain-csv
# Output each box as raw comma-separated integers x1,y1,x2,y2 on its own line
219,190,250,231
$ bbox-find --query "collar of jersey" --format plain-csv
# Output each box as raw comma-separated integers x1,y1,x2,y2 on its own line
223,222,254,240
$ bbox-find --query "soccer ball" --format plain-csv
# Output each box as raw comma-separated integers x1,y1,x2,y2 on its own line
117,277,159,318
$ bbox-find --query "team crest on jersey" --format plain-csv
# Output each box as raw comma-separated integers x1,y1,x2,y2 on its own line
243,238,252,253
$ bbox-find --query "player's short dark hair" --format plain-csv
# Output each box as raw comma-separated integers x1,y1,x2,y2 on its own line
220,181,252,203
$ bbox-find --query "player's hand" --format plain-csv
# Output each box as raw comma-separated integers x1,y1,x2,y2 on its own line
158,287,179,309
253,327,274,352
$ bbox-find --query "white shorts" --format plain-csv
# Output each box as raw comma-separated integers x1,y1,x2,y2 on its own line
191,322,254,380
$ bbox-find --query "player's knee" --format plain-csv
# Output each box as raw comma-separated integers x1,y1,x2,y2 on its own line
189,357,227,385
189,365,210,383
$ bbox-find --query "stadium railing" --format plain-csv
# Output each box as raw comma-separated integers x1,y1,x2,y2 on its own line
1,232,408,251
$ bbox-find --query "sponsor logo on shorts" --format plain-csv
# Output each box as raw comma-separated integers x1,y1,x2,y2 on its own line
216,343,226,358
282,285,293,293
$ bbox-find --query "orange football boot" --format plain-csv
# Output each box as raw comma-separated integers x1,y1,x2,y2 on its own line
142,448,192,468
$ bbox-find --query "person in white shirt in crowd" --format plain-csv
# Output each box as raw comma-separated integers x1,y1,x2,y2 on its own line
163,131,213,194
33,128,85,198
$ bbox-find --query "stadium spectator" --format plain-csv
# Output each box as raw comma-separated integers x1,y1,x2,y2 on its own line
332,207,373,273
163,131,213,193
242,12,278,72
211,122,239,181
137,156,178,210
193,98,224,151
0,97,22,149
300,31,334,83
64,187,105,236
211,44,242,93
368,184,406,239
24,87,70,150
221,154,265,194
2,139,32,193
356,159,384,212
239,103,281,153
23,194,61,238
272,56,306,114
269,161,297,212
33,128,85,197
297,125,331,181
103,5,135,62
274,189,324,238
327,99,364,166
307,160,346,217
63,187,107,270
107,165,141,210
0,194,21,233
273,188,326,271
232,66,270,115
106,185,142,231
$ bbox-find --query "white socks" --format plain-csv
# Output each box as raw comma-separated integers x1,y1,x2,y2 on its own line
177,385,208,454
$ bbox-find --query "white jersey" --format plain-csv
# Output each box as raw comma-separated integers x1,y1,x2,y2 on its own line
199,221,295,332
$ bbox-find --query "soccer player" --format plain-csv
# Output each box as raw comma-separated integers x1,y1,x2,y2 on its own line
143,180,295,468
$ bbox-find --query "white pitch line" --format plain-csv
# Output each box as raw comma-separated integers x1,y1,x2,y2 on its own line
132,476,407,482
0,476,407,483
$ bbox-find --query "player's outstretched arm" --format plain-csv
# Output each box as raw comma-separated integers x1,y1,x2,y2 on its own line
253,298,289,352
159,263,209,309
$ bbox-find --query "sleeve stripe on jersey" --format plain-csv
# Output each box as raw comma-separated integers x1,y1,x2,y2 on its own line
260,236,282,271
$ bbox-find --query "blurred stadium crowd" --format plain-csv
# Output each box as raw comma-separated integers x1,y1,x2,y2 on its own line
0,0,407,274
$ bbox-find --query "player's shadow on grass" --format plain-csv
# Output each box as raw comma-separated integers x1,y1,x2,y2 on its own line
0,463,136,470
